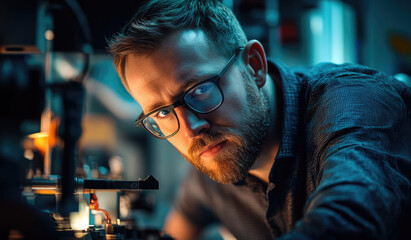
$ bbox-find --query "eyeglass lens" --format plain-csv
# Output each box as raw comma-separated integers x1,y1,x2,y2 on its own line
143,109,179,138
184,81,223,113
144,81,223,138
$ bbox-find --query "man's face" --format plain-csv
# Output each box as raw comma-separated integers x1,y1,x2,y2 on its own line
125,30,270,184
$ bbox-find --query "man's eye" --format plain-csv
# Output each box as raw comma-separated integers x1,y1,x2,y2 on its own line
156,109,171,118
193,84,212,97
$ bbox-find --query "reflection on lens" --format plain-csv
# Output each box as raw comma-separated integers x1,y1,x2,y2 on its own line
184,82,222,113
144,110,179,138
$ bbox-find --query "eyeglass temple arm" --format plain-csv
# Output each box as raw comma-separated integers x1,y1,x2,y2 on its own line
217,47,244,78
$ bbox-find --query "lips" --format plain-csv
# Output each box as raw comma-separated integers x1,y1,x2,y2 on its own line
199,140,227,158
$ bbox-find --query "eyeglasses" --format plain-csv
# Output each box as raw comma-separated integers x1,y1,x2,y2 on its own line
135,48,243,139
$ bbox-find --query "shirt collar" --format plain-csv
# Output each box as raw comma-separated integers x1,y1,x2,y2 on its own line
267,59,301,159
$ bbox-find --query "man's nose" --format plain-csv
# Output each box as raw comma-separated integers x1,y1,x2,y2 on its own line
175,107,210,138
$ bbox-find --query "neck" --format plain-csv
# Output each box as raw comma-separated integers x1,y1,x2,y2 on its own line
248,73,281,183
248,140,279,183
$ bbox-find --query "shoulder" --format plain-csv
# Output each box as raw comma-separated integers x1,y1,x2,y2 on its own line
300,62,404,95
266,60,397,91
280,62,410,114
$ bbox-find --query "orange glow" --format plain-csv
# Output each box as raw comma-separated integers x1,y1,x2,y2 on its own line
28,132,49,138
33,189,57,195
27,115,60,156
29,132,48,155
47,116,60,148
25,109,61,177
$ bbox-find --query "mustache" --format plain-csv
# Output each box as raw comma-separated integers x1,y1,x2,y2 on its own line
188,129,236,158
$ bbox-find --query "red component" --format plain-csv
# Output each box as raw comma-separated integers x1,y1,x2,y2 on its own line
89,193,111,222
279,20,300,44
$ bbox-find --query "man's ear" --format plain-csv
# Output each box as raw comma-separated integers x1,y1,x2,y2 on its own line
242,40,268,88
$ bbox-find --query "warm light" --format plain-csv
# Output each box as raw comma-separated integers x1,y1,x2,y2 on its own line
70,198,90,231
28,132,49,155
92,211,104,225
45,30,54,41
27,116,60,157
33,189,57,195
24,149,34,160
28,132,49,139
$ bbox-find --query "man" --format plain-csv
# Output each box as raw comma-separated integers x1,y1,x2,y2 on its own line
108,0,411,239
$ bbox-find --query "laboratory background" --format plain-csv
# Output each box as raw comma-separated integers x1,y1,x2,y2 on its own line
0,0,410,239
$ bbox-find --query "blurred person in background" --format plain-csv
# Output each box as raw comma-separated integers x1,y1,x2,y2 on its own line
108,0,411,239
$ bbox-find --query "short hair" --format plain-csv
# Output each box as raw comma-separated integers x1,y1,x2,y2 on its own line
107,0,248,92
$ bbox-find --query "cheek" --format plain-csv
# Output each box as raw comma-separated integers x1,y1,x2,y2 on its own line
215,82,249,125
168,135,190,154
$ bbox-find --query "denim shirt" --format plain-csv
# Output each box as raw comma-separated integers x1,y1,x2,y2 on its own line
173,60,411,240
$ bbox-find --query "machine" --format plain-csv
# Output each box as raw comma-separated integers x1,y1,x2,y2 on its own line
0,0,170,239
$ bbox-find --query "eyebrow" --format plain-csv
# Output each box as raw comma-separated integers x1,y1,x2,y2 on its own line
144,73,214,114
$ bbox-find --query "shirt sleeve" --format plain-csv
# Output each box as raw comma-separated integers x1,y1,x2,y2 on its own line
280,69,411,239
172,167,218,228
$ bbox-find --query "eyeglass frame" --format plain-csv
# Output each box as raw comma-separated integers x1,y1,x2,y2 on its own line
135,47,244,139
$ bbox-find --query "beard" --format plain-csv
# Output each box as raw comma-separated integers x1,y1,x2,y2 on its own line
183,75,272,184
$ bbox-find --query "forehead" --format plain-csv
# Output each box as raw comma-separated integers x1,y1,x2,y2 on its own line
124,30,228,112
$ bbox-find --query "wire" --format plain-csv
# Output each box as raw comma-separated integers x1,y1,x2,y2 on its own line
63,0,92,44
62,0,93,82
90,193,112,222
